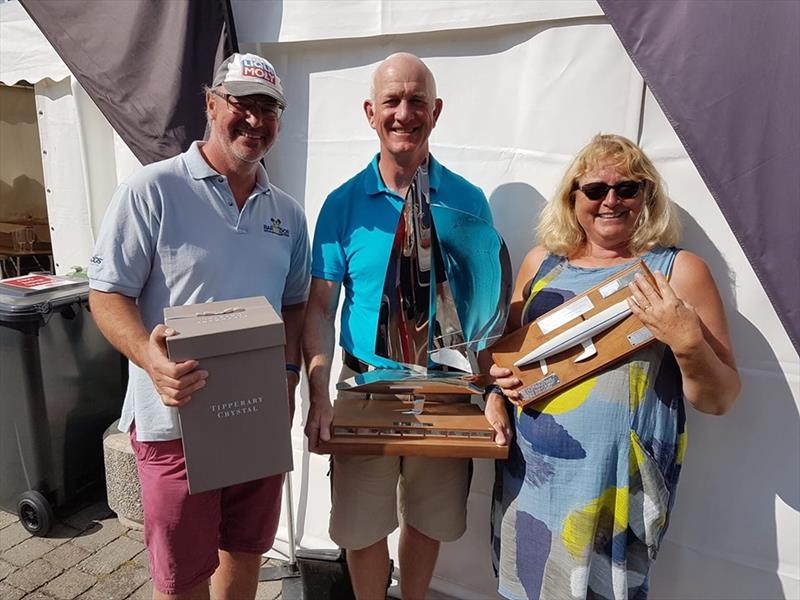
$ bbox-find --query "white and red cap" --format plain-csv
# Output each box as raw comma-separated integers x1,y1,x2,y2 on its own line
212,53,287,107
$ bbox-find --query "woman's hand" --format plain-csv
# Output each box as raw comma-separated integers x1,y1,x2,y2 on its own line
484,391,513,446
628,271,704,355
628,254,740,415
489,363,525,404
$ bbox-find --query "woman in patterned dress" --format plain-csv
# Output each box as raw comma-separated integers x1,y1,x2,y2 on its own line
485,134,740,600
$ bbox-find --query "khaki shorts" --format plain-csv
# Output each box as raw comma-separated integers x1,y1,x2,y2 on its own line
329,363,472,550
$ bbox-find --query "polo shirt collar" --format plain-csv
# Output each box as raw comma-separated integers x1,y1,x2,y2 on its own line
183,141,270,195
364,152,442,197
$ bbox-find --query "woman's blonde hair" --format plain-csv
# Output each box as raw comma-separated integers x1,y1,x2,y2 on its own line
537,133,679,256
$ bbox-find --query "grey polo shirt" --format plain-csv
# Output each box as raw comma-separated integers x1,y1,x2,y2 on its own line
88,141,310,441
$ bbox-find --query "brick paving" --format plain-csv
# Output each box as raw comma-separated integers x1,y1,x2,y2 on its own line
0,501,284,600
0,499,465,600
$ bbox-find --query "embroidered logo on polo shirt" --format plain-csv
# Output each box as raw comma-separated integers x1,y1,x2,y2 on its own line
264,218,289,237
90,255,103,265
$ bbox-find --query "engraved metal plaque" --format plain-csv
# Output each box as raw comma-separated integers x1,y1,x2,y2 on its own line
519,373,562,402
627,326,655,347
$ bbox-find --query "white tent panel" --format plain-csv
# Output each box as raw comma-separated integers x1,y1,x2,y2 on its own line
111,131,144,200
0,1,69,85
34,79,93,273
70,79,121,246
259,15,640,231
433,458,503,599
233,0,603,43
33,77,123,274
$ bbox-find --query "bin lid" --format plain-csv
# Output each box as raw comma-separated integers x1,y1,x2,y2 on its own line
0,275,88,320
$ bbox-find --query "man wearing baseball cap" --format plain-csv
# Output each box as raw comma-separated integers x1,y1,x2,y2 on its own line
88,52,309,600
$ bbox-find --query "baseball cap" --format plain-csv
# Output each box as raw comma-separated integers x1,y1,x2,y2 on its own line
212,53,287,107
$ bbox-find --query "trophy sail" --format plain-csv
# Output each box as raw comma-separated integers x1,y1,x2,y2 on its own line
340,159,512,395
375,160,472,373
431,204,512,353
374,162,430,370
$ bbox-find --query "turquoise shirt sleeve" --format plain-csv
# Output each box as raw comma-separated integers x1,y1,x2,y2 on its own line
311,192,347,282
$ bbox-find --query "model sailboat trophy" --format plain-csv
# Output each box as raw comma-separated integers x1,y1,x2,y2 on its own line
321,160,513,458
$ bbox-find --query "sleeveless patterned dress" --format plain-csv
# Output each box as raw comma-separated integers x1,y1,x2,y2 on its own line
492,246,686,600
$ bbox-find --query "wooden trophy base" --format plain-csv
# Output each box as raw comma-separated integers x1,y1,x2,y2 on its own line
491,260,659,407
318,396,508,459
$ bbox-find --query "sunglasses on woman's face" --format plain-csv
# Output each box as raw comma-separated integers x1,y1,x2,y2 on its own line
577,180,643,201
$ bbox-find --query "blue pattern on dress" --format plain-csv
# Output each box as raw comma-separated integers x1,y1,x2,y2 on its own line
519,413,587,459
517,512,551,598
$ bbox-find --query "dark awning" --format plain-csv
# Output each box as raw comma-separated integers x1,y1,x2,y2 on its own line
20,0,237,165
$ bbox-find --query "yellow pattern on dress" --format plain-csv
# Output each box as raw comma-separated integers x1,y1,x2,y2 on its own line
562,485,629,560
676,429,688,464
630,431,645,476
537,377,597,415
628,362,649,410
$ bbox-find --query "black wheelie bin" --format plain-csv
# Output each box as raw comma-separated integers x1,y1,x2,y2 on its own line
0,275,125,535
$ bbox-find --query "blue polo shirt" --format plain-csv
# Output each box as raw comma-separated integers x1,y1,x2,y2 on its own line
89,141,310,441
311,153,492,368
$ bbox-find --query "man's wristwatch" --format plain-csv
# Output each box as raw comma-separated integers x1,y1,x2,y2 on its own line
484,383,505,398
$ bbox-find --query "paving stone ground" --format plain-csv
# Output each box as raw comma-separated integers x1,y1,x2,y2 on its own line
0,499,284,600
0,498,466,600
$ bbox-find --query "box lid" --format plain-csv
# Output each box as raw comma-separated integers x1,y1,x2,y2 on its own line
164,296,285,361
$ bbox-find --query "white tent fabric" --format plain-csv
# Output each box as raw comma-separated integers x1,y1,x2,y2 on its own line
2,1,797,598
233,0,603,43
0,1,141,274
0,1,68,84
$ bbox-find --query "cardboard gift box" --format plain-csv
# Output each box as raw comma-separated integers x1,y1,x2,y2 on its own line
318,396,508,459
164,296,292,494
491,260,659,407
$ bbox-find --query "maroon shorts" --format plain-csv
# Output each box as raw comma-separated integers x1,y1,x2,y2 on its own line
130,426,283,595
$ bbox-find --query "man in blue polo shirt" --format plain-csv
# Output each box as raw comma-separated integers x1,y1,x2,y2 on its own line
88,53,310,600
303,52,493,600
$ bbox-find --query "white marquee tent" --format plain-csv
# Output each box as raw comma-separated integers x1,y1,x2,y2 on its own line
1,1,797,598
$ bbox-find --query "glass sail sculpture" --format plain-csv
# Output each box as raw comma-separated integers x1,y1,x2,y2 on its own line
338,161,512,395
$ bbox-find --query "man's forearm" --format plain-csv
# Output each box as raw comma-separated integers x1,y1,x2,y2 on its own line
302,279,341,402
303,307,336,400
89,290,206,407
88,289,149,368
